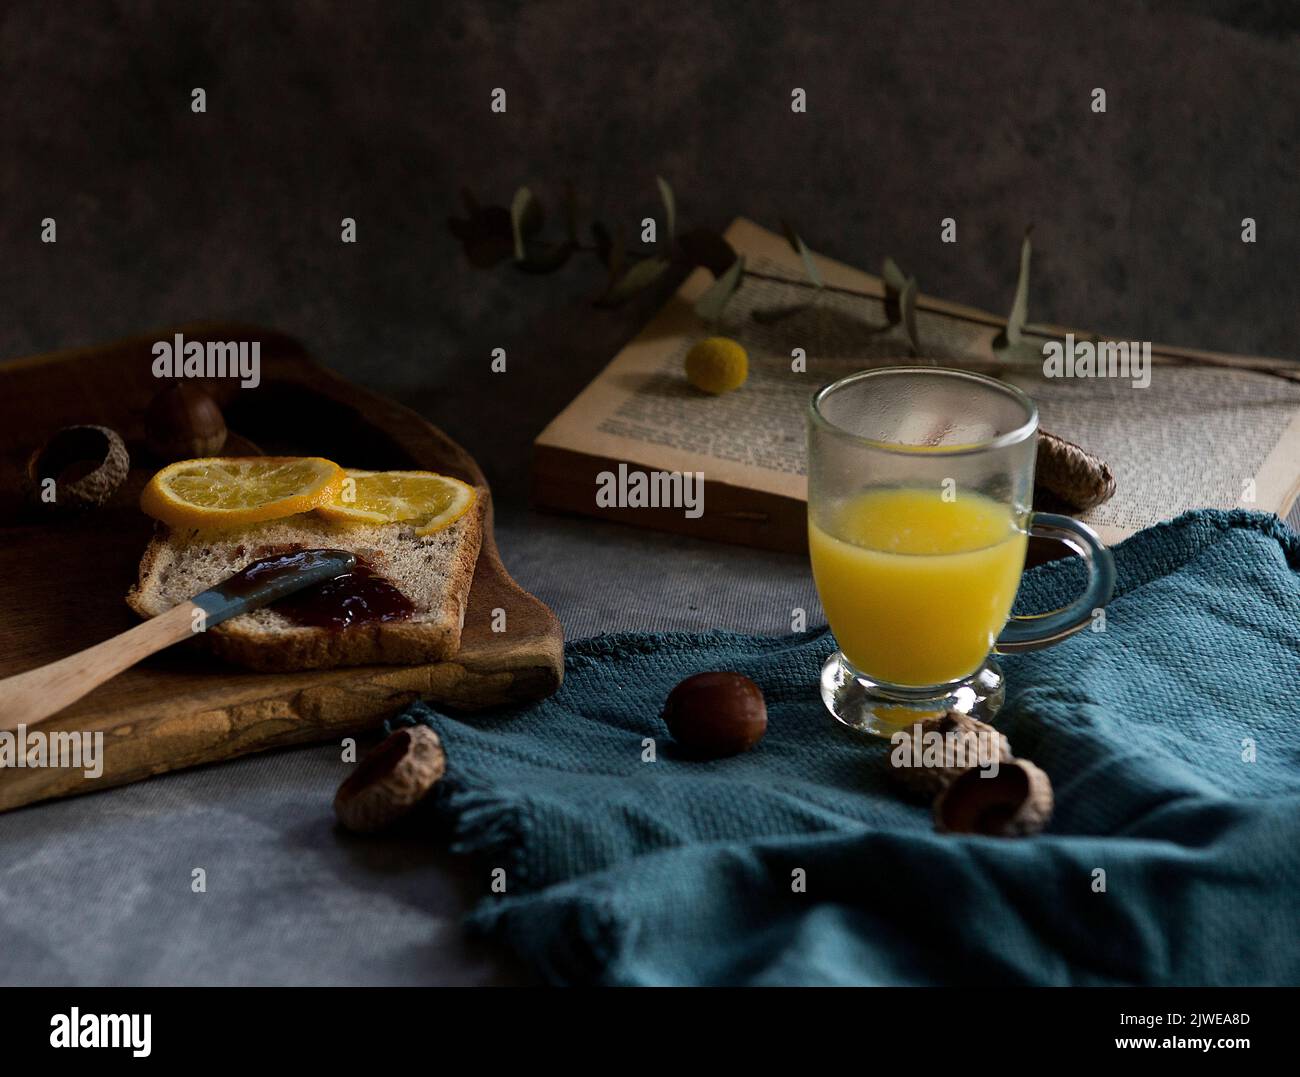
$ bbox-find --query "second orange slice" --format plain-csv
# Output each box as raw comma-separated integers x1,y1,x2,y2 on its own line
317,470,477,535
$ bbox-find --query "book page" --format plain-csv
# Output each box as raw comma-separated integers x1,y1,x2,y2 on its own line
537,219,1300,542
1002,367,1300,539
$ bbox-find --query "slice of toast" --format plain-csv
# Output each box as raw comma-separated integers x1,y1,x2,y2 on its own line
126,493,485,672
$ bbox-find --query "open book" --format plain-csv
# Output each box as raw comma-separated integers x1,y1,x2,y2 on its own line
534,218,1300,551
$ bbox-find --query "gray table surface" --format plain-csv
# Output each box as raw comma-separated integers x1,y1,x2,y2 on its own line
1,1,1296,985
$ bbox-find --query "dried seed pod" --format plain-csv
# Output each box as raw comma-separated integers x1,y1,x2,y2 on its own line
1036,429,1116,511
27,424,131,511
887,709,1011,799
934,757,1054,837
334,725,446,834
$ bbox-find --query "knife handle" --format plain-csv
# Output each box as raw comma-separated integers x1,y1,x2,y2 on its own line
0,602,199,732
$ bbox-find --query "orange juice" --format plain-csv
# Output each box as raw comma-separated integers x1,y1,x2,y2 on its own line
808,487,1027,687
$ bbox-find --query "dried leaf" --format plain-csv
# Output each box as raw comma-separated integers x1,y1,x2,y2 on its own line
781,219,823,288
900,276,920,355
882,257,908,292
798,241,823,290
448,204,513,268
514,241,576,274
881,257,907,325
591,221,627,286
1000,227,1033,347
656,175,676,244
679,228,738,276
599,255,670,306
780,219,801,253
510,187,542,262
694,254,745,322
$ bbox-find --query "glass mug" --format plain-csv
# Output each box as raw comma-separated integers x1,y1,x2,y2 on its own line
807,367,1115,736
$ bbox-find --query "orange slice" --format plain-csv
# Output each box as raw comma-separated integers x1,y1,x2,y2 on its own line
317,469,477,535
140,457,345,528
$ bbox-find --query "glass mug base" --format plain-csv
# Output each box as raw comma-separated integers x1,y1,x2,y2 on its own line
819,650,1005,738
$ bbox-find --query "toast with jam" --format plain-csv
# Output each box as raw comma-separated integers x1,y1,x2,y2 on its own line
126,459,484,671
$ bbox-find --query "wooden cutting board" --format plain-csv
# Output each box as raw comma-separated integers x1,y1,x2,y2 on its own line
0,324,564,812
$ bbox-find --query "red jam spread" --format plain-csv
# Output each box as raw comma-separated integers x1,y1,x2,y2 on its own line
271,560,415,629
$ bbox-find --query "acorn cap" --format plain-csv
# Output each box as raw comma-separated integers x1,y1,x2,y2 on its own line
887,709,1012,799
934,757,1054,837
27,424,130,511
334,725,446,834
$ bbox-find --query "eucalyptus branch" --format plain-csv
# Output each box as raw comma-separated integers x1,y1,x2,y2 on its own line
447,179,1300,385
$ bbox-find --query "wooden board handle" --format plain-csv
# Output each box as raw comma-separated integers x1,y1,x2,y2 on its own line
0,603,198,731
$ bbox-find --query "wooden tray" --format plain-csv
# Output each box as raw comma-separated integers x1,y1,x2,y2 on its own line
0,324,564,812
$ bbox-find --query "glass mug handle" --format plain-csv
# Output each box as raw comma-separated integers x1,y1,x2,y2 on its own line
996,513,1116,652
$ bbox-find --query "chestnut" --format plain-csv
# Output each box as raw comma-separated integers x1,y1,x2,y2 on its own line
661,671,767,758
144,382,227,460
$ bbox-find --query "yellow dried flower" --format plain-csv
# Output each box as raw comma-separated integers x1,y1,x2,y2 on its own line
684,336,748,395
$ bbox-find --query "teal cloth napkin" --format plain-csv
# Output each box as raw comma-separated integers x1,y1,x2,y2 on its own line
395,510,1300,985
